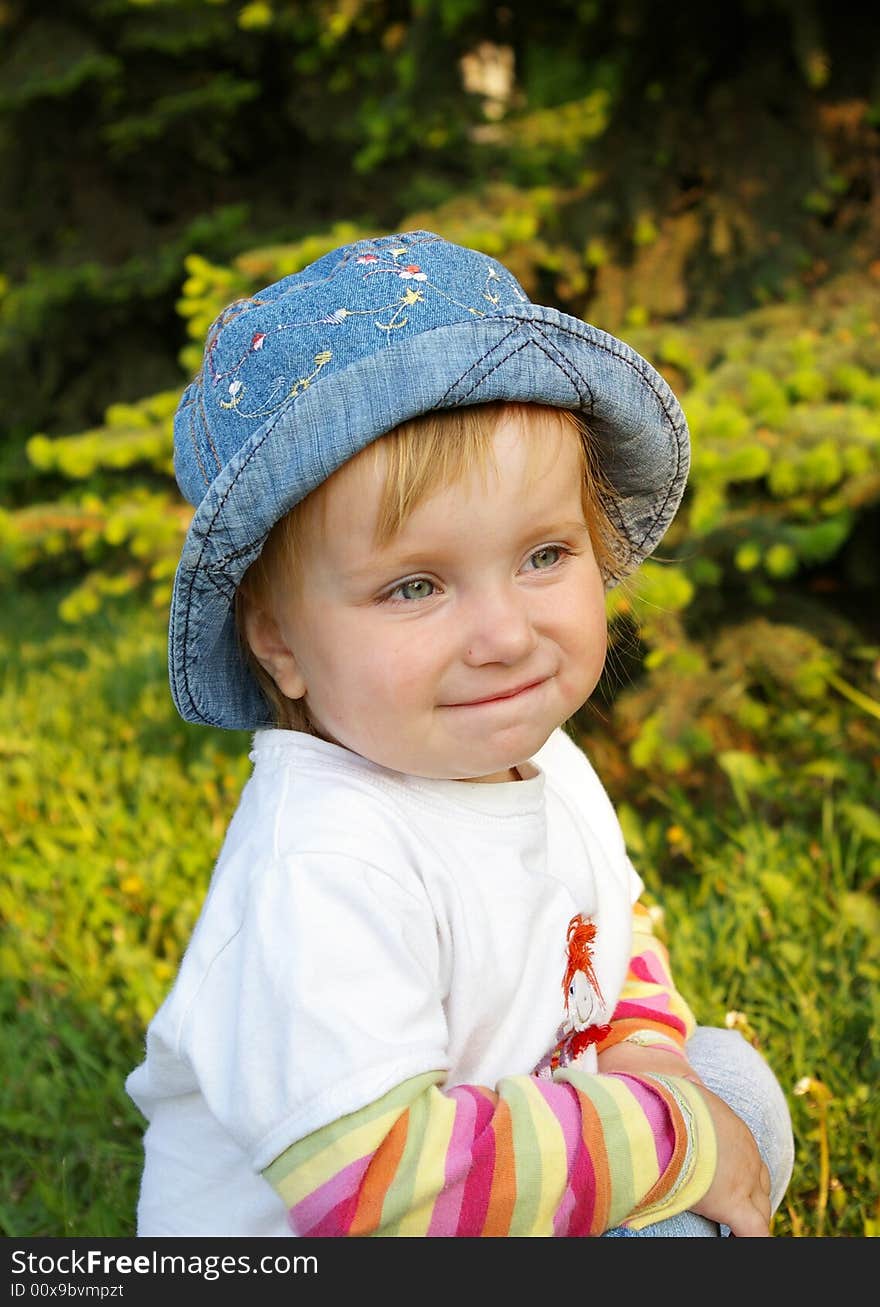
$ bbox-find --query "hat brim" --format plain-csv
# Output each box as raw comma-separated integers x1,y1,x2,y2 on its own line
169,304,688,729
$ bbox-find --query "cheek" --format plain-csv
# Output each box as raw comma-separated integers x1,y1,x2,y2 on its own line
573,628,607,683
317,636,424,712
560,592,607,673
589,614,609,669
379,625,446,689
592,612,609,661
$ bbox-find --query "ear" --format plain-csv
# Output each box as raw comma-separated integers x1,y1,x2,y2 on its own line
241,604,307,701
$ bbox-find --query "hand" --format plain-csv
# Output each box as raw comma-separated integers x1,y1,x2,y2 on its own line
689,1081,772,1237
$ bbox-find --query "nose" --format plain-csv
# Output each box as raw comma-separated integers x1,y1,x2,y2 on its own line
461,582,539,667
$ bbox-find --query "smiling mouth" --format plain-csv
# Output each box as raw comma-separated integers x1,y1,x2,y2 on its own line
444,678,548,708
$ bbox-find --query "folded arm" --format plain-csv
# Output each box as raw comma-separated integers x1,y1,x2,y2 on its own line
597,900,698,1060
263,1066,715,1237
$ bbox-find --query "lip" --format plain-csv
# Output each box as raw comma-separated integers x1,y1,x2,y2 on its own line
443,677,548,708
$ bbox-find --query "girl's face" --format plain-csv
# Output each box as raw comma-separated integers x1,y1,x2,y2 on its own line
252,408,608,782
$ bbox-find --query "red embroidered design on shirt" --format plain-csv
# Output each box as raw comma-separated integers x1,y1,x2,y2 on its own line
534,913,611,1077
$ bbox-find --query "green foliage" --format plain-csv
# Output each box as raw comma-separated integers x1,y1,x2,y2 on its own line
2,0,878,441
649,283,880,491
0,597,251,1035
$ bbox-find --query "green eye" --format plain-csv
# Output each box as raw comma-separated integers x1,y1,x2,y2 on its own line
530,546,561,570
395,577,435,601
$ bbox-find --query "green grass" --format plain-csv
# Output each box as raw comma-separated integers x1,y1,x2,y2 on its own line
0,979,144,1236
617,787,880,1237
1,588,877,1236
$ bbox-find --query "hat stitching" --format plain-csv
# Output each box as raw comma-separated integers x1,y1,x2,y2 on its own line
453,325,596,414
175,382,311,719
529,322,687,551
213,346,336,420
641,471,685,553
437,332,531,404
211,297,263,339
438,314,684,552
204,537,267,576
534,319,680,427
526,322,598,409
197,568,237,604
185,395,213,490
197,386,225,478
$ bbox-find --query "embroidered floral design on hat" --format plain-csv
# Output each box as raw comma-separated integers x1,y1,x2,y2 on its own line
356,250,427,281
218,350,333,416
201,235,528,425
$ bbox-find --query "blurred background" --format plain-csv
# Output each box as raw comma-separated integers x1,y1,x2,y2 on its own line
1,0,878,1236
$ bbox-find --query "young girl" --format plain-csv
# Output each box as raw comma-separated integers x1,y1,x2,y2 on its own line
126,230,794,1237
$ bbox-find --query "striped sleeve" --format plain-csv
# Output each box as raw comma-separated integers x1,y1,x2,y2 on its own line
261,1068,716,1236
596,901,698,1057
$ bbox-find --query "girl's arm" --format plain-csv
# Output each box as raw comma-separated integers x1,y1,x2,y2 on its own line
262,1065,715,1236
596,900,698,1059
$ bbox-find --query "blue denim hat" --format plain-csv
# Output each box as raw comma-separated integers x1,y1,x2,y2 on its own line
170,229,689,730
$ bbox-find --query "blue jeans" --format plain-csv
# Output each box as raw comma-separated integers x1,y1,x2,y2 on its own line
602,1026,795,1237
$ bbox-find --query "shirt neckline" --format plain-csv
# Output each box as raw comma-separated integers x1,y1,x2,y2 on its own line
250,728,547,817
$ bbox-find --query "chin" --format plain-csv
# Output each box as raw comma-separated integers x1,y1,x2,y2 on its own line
468,734,555,779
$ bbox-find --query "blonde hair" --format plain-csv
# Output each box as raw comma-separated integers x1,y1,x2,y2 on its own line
236,402,624,731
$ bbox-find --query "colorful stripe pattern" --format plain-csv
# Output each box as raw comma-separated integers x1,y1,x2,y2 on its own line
263,1068,715,1237
261,902,715,1236
597,901,697,1056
